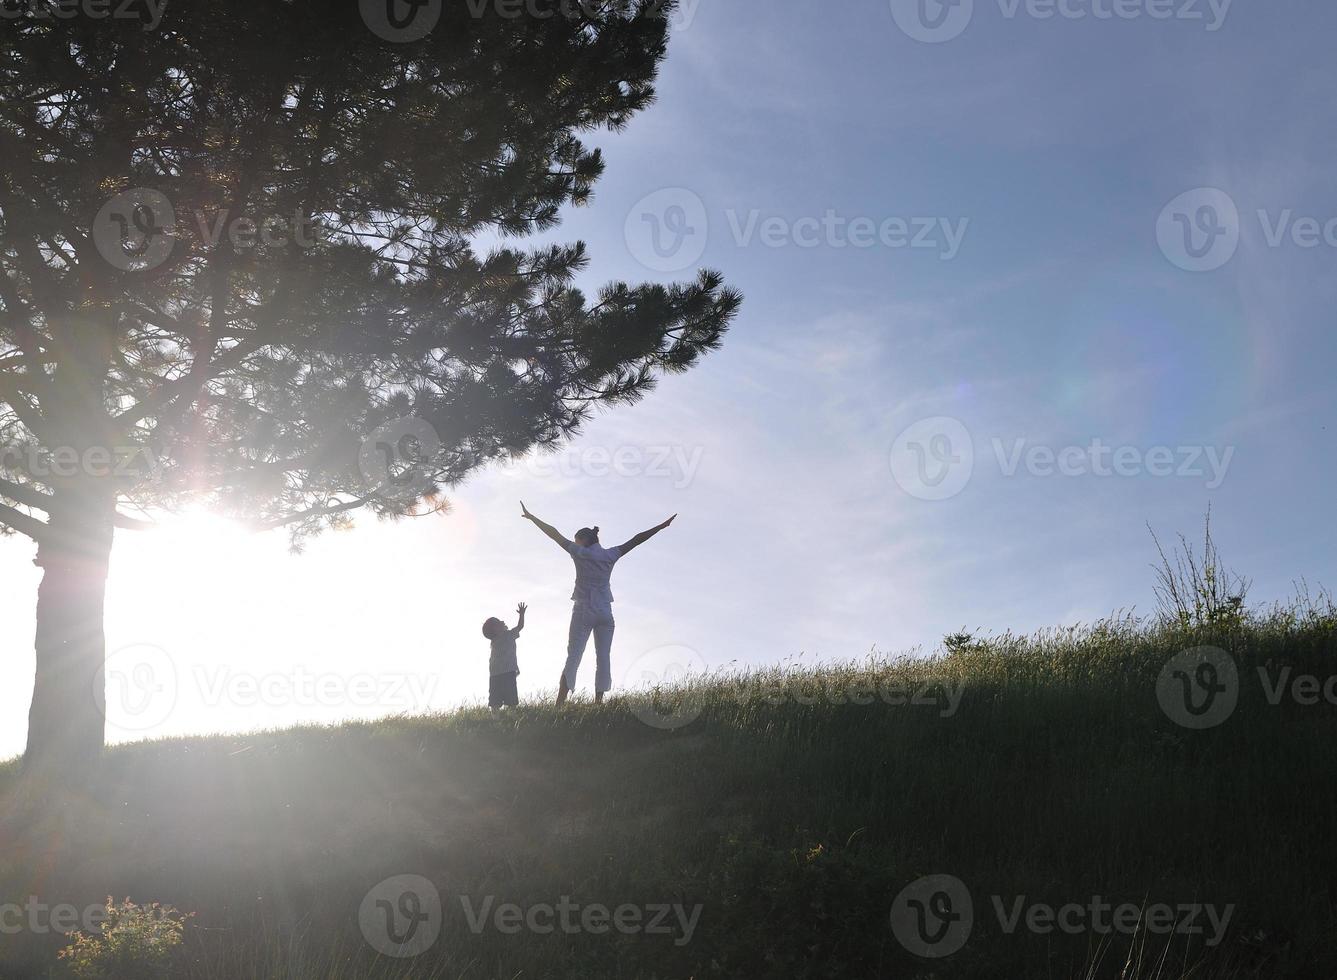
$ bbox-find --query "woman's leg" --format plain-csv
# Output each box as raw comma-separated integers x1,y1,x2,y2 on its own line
593,613,616,702
559,605,594,705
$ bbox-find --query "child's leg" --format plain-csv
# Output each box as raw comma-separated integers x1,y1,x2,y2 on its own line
503,671,519,708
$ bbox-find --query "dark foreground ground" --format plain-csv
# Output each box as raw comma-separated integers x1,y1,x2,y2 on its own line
2,610,1335,979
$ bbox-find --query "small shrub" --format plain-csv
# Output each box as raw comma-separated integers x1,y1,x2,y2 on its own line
943,631,976,654
1150,506,1251,630
58,898,191,980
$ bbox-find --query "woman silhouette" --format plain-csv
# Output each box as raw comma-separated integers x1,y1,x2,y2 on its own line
520,501,676,705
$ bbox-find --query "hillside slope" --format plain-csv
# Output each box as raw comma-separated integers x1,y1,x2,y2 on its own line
2,612,1335,979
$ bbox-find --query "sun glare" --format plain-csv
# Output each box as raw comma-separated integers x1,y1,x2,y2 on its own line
97,506,476,746
102,509,293,741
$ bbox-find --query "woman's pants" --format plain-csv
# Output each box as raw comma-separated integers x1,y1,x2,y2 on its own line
563,602,616,693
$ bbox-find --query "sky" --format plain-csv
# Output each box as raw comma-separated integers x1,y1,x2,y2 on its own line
3,0,1336,759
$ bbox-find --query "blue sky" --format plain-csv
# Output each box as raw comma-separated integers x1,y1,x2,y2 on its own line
2,0,1335,758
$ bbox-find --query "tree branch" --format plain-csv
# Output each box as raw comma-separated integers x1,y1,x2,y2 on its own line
0,476,52,512
0,500,48,543
257,495,371,531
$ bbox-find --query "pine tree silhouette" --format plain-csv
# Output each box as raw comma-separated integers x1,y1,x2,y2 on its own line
0,0,740,767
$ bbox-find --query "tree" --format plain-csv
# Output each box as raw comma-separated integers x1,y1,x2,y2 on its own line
0,0,741,768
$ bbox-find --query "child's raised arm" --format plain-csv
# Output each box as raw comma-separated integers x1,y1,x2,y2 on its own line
512,602,527,635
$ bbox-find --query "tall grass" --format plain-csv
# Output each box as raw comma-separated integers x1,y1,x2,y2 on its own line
2,597,1335,979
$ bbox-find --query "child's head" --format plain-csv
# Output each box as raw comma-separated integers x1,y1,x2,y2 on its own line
482,617,505,640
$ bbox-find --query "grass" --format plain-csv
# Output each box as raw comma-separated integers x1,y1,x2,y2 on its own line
2,603,1336,979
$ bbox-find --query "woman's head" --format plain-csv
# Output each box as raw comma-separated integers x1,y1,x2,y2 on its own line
574,526,600,547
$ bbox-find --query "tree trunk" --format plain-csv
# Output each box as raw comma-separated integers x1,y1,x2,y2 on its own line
24,481,117,771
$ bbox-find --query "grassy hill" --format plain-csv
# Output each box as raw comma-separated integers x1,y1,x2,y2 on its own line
2,607,1335,979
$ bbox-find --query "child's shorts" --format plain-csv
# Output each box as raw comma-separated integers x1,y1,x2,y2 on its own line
489,671,519,709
